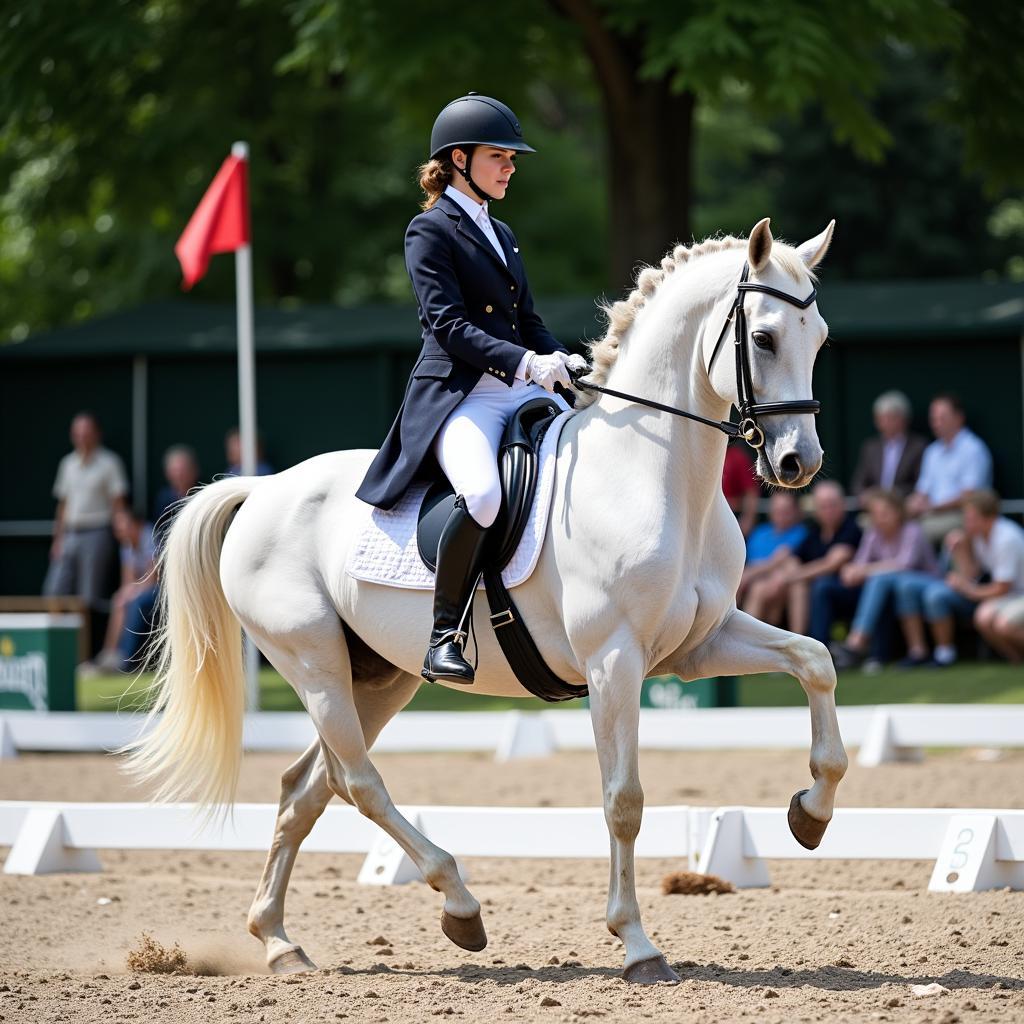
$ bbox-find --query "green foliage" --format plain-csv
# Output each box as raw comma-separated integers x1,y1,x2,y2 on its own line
0,0,1020,341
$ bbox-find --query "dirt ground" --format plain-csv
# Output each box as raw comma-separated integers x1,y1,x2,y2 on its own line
2,746,1023,1024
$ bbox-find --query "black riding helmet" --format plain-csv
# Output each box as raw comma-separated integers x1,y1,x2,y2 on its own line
430,93,536,202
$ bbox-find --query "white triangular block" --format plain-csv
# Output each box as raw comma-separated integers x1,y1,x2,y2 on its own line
3,807,102,875
0,718,16,759
928,814,1024,892
494,711,555,762
698,808,770,888
857,708,922,766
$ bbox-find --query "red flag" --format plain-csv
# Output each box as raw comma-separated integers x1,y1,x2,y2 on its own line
174,153,250,289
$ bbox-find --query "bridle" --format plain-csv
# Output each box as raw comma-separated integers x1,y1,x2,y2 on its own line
572,261,821,450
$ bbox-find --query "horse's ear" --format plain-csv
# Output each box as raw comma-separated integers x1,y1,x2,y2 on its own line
796,220,835,270
748,218,773,272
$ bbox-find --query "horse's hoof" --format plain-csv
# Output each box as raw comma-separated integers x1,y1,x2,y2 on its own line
441,909,487,952
268,945,317,974
788,789,830,850
622,955,680,985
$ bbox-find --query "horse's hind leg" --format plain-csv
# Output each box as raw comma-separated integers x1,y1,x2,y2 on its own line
247,739,330,973
248,610,485,958
247,665,421,973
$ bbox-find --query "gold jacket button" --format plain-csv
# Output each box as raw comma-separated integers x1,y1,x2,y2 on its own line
500,371,507,377
510,284,516,291
485,304,493,313
512,302,517,308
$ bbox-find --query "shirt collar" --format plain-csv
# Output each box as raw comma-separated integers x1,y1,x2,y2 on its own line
444,184,488,223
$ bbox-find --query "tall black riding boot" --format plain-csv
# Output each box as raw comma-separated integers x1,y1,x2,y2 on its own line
422,495,489,684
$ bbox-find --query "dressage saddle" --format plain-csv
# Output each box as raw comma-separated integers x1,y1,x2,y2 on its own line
416,397,588,702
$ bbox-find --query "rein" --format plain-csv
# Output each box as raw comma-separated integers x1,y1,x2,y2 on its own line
572,261,821,450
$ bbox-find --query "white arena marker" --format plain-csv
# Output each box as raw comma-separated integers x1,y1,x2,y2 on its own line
698,807,771,888
857,707,922,767
494,711,555,762
0,718,16,760
928,814,1024,893
4,807,102,875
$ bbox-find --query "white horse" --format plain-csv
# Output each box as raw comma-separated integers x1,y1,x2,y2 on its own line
127,218,847,985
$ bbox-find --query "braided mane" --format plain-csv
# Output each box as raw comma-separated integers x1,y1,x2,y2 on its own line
576,235,810,409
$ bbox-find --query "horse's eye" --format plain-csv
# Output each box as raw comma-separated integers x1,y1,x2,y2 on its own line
753,331,775,352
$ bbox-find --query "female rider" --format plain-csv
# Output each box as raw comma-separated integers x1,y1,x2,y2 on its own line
356,93,583,685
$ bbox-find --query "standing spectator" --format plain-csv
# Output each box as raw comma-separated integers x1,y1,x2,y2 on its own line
812,488,936,666
153,444,200,546
743,480,860,633
224,427,274,477
906,393,992,544
850,390,927,500
43,412,128,613
896,489,1024,667
79,507,158,675
722,441,760,538
737,492,807,605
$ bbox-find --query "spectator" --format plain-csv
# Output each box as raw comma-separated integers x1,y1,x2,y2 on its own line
43,411,128,611
224,427,274,477
813,488,936,668
737,492,807,605
743,481,861,633
906,393,992,544
722,441,760,538
895,489,1024,667
79,507,158,675
851,390,927,500
153,444,200,546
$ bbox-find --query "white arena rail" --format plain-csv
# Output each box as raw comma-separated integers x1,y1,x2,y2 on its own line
2,799,1022,894
1,704,1022,764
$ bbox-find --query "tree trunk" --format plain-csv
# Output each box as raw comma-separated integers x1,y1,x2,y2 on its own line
604,82,694,293
551,0,695,292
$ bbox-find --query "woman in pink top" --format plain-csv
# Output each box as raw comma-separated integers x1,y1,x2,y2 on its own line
820,489,937,669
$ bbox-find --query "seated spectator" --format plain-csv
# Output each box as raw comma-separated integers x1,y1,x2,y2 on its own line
896,489,1024,667
906,393,992,544
851,390,927,501
737,492,807,605
813,489,936,667
224,427,274,477
79,507,158,675
743,480,860,632
722,442,760,538
153,444,200,546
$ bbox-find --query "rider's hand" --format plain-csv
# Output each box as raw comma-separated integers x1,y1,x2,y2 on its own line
565,353,589,377
527,351,573,393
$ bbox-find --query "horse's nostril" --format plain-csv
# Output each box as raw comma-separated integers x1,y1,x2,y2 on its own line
779,452,802,481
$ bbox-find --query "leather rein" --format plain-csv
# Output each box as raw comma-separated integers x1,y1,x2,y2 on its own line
571,261,821,450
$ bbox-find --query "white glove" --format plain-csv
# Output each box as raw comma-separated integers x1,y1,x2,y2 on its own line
565,353,589,376
527,351,573,393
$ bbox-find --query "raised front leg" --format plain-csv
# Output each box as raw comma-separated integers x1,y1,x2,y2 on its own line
588,640,679,985
684,610,847,842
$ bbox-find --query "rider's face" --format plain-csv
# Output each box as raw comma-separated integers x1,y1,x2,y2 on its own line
453,147,516,201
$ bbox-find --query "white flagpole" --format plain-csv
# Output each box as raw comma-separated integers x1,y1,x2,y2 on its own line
232,140,260,711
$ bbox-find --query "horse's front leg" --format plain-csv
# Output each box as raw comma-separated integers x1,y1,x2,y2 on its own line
684,609,847,843
587,638,680,985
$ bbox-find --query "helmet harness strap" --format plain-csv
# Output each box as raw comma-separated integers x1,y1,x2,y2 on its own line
454,145,498,203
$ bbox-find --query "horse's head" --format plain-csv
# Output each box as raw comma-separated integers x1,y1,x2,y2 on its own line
705,218,834,489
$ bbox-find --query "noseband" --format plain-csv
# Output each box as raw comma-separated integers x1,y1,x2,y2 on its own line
572,261,821,450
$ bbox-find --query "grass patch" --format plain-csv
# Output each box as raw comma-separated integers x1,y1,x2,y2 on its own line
77,661,1024,712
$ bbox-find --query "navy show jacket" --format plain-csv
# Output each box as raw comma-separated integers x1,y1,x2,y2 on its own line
356,192,567,510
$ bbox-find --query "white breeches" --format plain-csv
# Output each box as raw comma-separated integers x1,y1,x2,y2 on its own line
434,377,568,528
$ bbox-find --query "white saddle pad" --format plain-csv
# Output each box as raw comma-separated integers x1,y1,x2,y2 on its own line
346,410,572,590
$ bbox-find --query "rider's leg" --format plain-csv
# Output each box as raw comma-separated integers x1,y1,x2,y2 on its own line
426,395,505,683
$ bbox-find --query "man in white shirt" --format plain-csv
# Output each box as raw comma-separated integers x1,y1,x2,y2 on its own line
43,411,128,609
907,393,993,543
964,490,1024,663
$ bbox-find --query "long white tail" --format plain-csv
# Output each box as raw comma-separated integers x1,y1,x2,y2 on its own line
122,476,258,811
